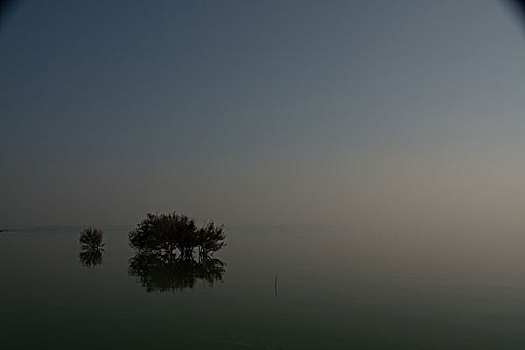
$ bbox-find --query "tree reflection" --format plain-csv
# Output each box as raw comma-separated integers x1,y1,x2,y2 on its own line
128,253,225,292
79,249,103,268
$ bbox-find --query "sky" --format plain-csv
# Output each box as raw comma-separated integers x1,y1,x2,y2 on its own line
1,0,525,230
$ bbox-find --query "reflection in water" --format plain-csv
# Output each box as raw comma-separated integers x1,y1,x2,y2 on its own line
128,253,225,292
127,213,227,292
79,249,103,268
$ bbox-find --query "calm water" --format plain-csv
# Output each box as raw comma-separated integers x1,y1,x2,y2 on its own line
2,225,525,349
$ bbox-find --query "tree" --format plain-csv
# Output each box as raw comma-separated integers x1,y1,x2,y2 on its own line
128,213,227,292
197,221,226,260
79,227,104,268
129,212,226,260
79,227,104,251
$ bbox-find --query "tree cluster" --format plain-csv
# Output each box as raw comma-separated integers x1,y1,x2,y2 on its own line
129,213,226,261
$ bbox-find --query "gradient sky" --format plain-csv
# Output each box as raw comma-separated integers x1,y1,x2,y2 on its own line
1,0,524,229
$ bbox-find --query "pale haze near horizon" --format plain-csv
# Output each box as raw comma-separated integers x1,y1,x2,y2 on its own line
1,0,524,230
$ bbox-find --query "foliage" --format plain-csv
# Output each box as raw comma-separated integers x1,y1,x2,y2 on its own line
197,222,226,259
128,213,226,291
79,227,104,251
79,227,104,268
129,212,226,260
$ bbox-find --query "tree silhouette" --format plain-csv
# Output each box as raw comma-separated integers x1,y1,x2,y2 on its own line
79,227,104,268
129,212,226,260
128,213,227,292
79,227,104,251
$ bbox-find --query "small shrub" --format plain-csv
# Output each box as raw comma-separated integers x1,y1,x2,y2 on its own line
79,227,104,251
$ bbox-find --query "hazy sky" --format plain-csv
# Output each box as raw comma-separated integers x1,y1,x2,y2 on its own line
1,0,524,229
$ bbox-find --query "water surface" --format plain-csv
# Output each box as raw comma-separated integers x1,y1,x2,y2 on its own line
1,225,525,349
